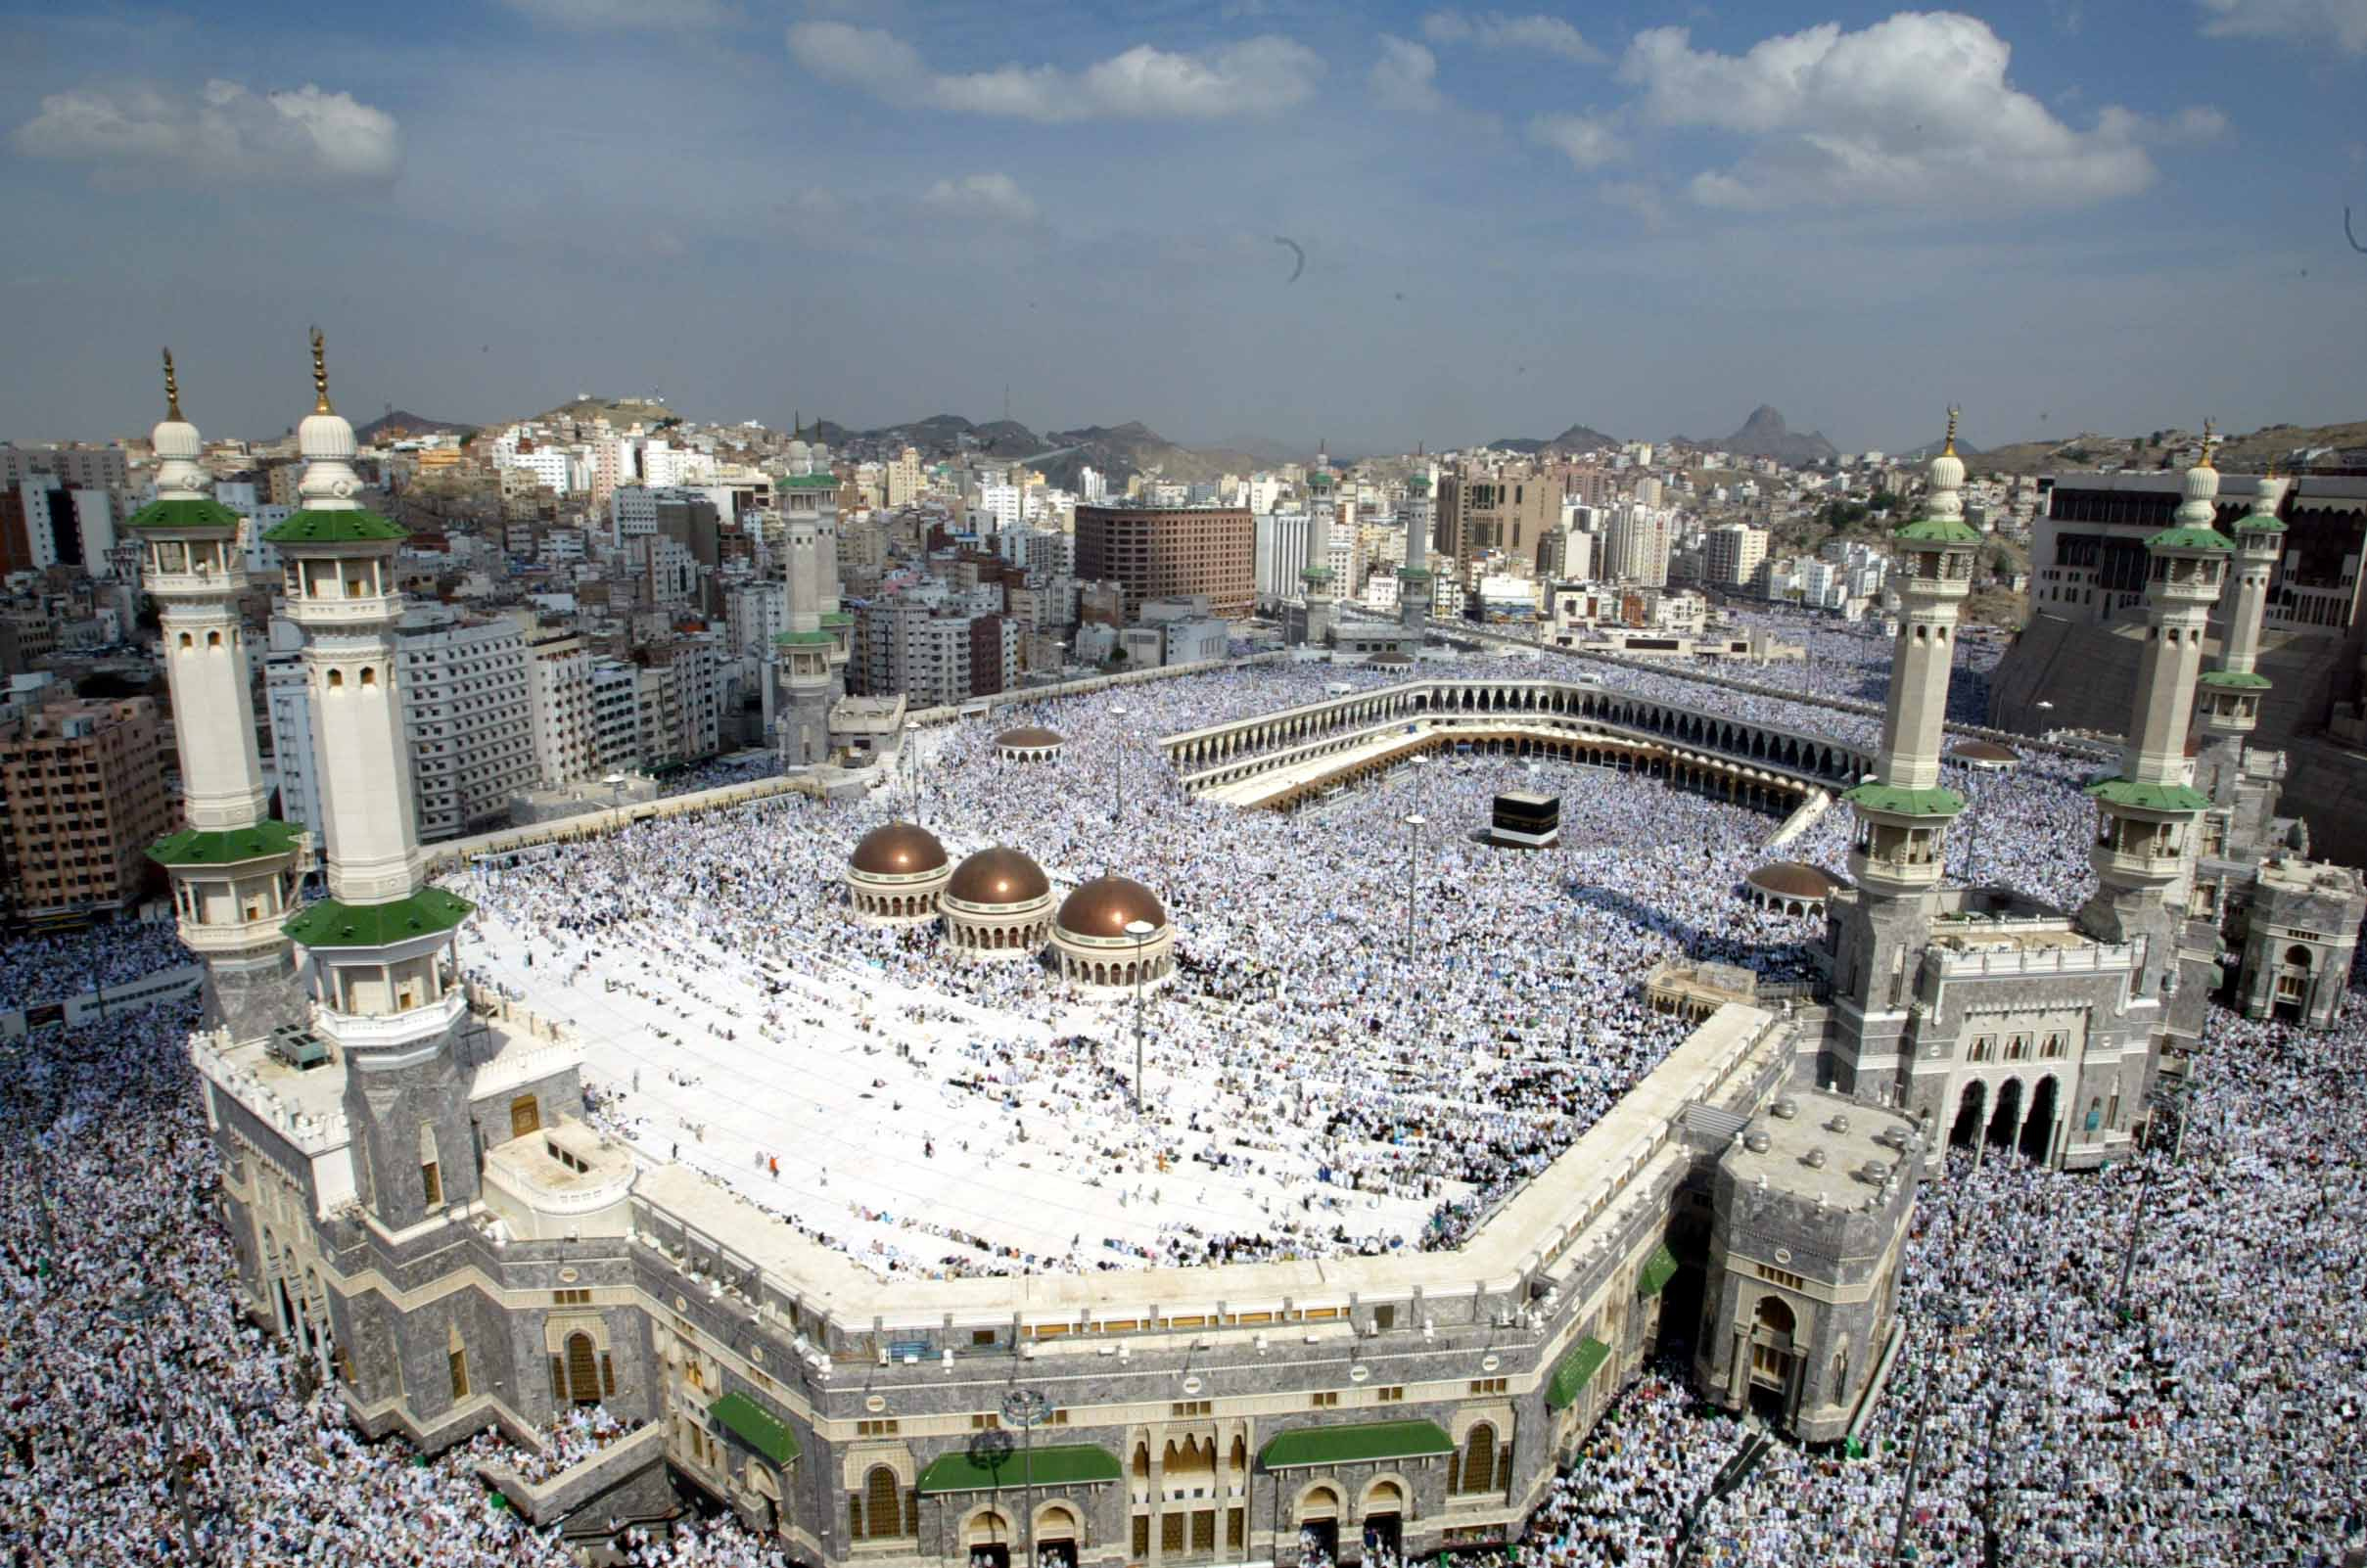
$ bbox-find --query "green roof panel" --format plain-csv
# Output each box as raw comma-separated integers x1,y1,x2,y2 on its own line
1892,518,1982,545
1841,782,1966,819
282,888,474,948
1635,1241,1680,1300
710,1392,801,1466
1259,1419,1454,1470
123,497,244,532
778,473,839,489
916,1444,1121,1495
2084,777,2212,813
1545,1337,1612,1411
149,819,305,868
773,630,835,645
262,508,409,545
2144,525,2235,553
2197,670,2272,690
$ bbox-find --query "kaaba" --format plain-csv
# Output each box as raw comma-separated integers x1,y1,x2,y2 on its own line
1490,790,1560,848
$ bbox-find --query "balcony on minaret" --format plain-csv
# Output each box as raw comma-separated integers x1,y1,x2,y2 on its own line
2083,778,2211,886
281,549,400,625
1843,782,1964,894
2147,546,2227,604
283,886,475,1048
2196,670,2269,734
142,529,247,595
153,821,309,953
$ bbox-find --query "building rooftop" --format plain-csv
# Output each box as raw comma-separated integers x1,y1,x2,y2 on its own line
1726,1089,1918,1208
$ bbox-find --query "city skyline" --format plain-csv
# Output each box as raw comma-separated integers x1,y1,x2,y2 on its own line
2,1,2363,451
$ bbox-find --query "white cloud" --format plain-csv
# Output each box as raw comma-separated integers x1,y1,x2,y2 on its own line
1371,36,1447,114
12,79,401,184
2196,0,2367,53
1597,179,1669,231
1617,13,2181,210
787,22,1322,120
1421,10,1604,63
1528,112,1624,170
501,0,732,27
920,172,1039,224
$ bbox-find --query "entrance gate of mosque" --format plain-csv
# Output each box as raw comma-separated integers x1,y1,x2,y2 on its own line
966,1509,1010,1568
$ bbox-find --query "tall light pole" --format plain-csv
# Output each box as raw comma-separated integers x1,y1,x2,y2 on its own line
1000,1388,1053,1568
1403,811,1425,961
1126,918,1156,1113
116,1284,202,1563
1109,705,1129,826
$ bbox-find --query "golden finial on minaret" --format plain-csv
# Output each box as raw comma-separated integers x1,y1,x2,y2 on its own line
310,327,333,415
2199,418,2217,469
162,347,182,422
1941,404,1960,457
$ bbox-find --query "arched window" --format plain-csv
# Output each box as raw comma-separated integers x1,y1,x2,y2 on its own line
178,632,193,650
2287,944,2314,968
565,1333,599,1405
360,667,378,688
1456,1424,1497,1495
1132,1441,1150,1481
327,669,344,691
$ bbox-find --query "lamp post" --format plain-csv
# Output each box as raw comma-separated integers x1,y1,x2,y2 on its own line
1403,811,1425,961
115,1284,202,1564
1000,1388,1053,1568
1126,918,1156,1114
1109,705,1128,826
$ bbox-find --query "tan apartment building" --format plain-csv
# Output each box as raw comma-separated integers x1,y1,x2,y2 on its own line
1074,503,1254,622
0,695,172,917
1435,462,1561,580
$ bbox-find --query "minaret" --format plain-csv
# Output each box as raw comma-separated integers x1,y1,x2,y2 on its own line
266,332,479,1231
2196,465,2284,747
2075,424,2234,1011
1826,410,1980,1101
775,509,833,766
127,350,310,1042
1844,409,1978,897
1398,470,1435,634
1301,466,1338,646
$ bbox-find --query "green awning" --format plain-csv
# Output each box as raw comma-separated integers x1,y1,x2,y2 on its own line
1841,782,1966,819
1545,1338,1611,1411
262,507,409,545
1635,1241,1680,1300
1259,1419,1454,1470
282,888,474,947
123,497,244,532
2084,777,2212,813
149,819,305,868
916,1444,1120,1495
710,1392,801,1465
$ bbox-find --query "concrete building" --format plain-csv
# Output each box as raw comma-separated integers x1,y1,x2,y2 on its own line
1604,504,1673,587
526,626,598,791
1074,503,1253,622
1705,524,1769,589
0,694,171,917
396,608,537,842
1434,461,1559,579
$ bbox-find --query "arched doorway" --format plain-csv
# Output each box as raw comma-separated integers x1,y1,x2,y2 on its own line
2019,1078,2060,1163
1295,1486,1339,1564
1986,1079,2024,1150
1948,1081,1987,1148
1360,1480,1404,1560
564,1332,600,1405
1035,1503,1079,1568
967,1508,1011,1568
1749,1296,1796,1419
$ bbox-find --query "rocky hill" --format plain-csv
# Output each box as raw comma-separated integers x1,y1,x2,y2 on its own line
1485,420,1620,455
1684,405,1838,464
533,395,681,431
355,409,473,443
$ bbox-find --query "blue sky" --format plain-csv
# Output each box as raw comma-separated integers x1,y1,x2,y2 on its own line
2,1,2362,454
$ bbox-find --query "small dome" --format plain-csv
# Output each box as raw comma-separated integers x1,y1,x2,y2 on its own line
1747,861,1844,900
299,409,356,463
850,822,947,877
1056,876,1167,940
1949,739,2019,765
152,417,201,463
995,725,1063,750
948,847,1048,906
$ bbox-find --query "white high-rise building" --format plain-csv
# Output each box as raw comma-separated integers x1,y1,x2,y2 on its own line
590,658,642,771
1606,503,1673,587
1705,524,1769,589
526,625,596,790
887,447,924,508
395,608,536,842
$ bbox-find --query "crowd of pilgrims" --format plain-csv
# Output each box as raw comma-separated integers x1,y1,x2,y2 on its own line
456,655,1959,1277
0,917,187,1010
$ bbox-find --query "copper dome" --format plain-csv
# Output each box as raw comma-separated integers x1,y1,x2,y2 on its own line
947,847,1050,905
850,821,949,877
996,725,1063,750
1056,876,1167,939
1747,861,1845,899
